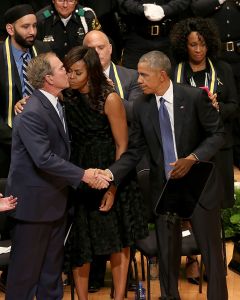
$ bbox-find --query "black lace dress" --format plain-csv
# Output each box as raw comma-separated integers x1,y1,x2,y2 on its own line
64,89,148,268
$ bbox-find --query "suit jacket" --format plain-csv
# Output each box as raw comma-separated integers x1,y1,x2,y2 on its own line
110,83,225,210
109,62,142,121
6,90,84,222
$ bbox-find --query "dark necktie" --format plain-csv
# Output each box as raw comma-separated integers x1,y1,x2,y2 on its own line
22,52,33,95
158,97,176,179
56,100,66,131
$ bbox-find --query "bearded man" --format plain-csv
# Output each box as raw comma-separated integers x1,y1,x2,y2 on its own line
0,4,50,178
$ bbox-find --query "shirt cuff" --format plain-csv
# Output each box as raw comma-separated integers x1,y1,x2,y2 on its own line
105,169,114,181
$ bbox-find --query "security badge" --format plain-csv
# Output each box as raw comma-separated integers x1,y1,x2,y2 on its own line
77,27,85,36
43,35,55,42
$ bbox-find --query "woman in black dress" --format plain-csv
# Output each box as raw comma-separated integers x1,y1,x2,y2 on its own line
63,46,147,300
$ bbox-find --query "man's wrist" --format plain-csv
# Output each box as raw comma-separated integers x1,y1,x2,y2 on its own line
189,153,199,161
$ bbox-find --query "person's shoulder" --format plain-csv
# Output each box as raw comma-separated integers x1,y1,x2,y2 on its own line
116,64,138,76
74,5,101,29
33,40,51,53
36,5,54,23
213,59,232,73
74,4,95,19
173,82,201,95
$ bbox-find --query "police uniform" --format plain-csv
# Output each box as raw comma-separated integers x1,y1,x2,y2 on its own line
191,0,240,167
36,4,101,59
117,0,191,69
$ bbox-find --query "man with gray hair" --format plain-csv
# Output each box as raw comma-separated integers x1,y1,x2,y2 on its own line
101,50,228,299
5,52,110,300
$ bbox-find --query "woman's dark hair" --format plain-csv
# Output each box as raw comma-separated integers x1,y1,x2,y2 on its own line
170,17,221,62
64,46,111,112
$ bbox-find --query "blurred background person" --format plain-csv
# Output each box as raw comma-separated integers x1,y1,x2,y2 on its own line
63,46,148,300
170,16,238,283
0,4,50,178
191,0,240,171
36,0,101,60
83,30,142,123
116,0,191,69
80,0,123,62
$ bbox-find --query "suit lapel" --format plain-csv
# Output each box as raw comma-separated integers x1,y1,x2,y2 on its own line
34,90,71,154
173,85,186,153
13,62,22,96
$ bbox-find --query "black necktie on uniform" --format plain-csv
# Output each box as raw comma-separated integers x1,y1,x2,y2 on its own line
158,97,176,179
22,52,33,96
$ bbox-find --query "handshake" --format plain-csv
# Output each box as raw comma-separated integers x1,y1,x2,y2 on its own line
82,168,113,189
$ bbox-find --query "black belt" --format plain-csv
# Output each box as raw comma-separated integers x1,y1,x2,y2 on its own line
135,19,173,39
222,40,240,53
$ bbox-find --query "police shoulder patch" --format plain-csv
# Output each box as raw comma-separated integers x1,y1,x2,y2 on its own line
43,10,52,18
77,8,85,17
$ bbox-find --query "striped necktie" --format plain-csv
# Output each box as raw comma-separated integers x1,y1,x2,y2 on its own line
22,52,33,96
56,100,66,131
159,97,176,179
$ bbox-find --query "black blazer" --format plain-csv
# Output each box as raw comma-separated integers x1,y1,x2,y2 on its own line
110,83,225,210
109,62,142,122
6,90,84,222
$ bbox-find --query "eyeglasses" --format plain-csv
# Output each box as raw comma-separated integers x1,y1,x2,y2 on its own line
55,0,76,4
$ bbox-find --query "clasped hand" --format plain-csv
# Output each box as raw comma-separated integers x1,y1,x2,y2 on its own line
0,193,17,212
82,168,112,189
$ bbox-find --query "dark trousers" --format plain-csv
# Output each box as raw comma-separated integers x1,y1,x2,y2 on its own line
155,204,228,300
6,217,66,300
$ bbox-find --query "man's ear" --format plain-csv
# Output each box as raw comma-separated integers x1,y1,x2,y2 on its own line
6,24,14,36
45,74,54,85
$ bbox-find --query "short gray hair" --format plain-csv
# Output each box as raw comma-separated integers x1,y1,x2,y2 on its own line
26,52,55,89
139,51,171,76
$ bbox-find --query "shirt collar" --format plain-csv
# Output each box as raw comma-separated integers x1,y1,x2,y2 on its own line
40,89,58,109
11,44,30,62
103,64,111,78
61,14,72,26
155,80,173,104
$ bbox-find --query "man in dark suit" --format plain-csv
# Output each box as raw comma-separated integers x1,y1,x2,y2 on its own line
83,30,142,123
102,51,228,299
5,52,110,300
0,4,51,178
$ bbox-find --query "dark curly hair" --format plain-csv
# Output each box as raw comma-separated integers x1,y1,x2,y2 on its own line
64,46,112,112
170,17,221,63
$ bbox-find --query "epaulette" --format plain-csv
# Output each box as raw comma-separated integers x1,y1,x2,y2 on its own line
36,5,53,22
75,4,85,17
